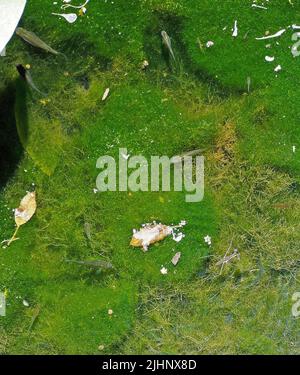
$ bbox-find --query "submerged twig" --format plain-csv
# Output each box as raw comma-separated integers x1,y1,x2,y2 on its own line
216,238,240,275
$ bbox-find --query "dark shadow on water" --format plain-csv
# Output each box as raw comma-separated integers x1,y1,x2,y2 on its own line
0,81,26,189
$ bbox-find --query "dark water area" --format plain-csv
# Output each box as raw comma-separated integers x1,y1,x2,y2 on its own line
0,82,24,189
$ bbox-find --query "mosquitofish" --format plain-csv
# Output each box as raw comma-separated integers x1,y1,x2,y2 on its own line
28,305,41,332
65,259,113,269
161,30,176,61
16,64,45,95
247,76,251,93
84,222,92,241
16,27,66,58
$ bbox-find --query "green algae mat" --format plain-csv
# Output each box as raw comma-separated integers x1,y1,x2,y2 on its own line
0,0,300,354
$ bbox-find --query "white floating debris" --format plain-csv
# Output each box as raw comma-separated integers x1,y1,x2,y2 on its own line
172,232,184,243
292,24,300,30
256,29,286,40
274,64,282,72
232,20,238,37
61,0,90,10
160,267,168,275
204,235,212,246
130,223,172,251
141,60,149,70
102,88,110,101
178,220,187,227
265,55,275,62
206,41,214,48
93,188,98,194
130,221,186,251
171,252,181,266
292,145,296,153
23,299,29,307
251,4,268,9
52,12,78,24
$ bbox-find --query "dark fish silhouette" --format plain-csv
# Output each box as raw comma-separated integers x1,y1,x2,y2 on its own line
16,64,45,95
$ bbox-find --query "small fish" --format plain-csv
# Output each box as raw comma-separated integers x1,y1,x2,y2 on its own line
16,28,66,58
65,259,113,269
171,149,203,164
84,222,92,241
247,76,251,93
243,30,250,40
161,30,176,61
197,38,204,53
16,64,45,95
28,305,41,332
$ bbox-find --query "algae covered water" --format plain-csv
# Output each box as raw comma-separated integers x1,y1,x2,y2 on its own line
0,0,299,355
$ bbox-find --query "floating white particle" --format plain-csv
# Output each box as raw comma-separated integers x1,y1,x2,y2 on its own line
172,232,184,243
62,0,89,9
206,41,214,48
251,4,268,9
102,88,110,101
274,64,282,72
256,29,286,40
160,267,168,275
265,55,275,62
292,145,296,153
232,20,238,37
204,235,212,246
179,220,187,227
23,300,29,307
